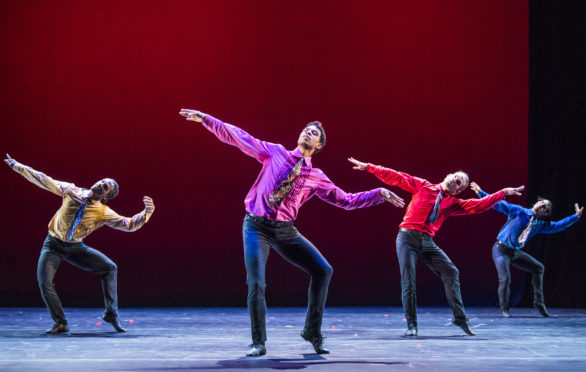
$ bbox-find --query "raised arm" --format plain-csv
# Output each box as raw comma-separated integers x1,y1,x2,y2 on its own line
540,203,582,234
347,157,424,194
179,109,279,162
102,196,155,232
470,181,521,215
4,153,73,196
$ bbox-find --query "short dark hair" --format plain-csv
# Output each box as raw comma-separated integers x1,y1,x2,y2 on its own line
305,121,326,155
103,179,119,204
535,196,553,219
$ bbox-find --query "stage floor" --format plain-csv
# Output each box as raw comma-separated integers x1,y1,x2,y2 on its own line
1,307,585,371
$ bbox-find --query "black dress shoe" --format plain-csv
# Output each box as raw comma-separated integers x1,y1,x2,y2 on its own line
452,318,475,336
301,329,330,354
102,315,127,332
46,323,69,334
534,302,550,317
245,343,266,357
404,326,418,336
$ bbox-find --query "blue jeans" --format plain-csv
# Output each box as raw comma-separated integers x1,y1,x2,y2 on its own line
396,229,467,328
37,234,119,324
243,213,333,344
492,241,544,310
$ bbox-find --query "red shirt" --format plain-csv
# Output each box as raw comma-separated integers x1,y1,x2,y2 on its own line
366,164,505,236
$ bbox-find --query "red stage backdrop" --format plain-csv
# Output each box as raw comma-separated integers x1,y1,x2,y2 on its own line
0,1,527,307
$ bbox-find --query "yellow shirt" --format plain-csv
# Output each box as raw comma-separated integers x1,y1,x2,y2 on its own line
11,162,152,243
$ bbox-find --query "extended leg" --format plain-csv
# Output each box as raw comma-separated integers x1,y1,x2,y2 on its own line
274,225,332,353
396,231,420,333
492,242,513,315
37,238,67,329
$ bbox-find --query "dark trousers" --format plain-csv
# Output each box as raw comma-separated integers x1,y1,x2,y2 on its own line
37,234,119,324
243,214,333,345
396,229,467,328
492,241,544,310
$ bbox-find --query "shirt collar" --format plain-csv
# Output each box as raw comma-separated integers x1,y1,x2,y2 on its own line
292,147,312,167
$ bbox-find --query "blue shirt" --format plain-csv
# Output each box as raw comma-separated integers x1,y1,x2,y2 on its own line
477,189,579,250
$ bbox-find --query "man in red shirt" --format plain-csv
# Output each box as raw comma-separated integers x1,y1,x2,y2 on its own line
348,157,523,336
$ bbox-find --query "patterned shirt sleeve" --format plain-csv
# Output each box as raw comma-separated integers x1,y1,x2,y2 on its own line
9,161,75,196
201,115,280,162
101,207,152,232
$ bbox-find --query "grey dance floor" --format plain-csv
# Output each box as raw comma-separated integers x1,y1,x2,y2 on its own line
1,307,585,371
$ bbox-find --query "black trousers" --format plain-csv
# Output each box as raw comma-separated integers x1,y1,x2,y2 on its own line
492,241,545,311
37,234,119,324
243,214,333,344
396,229,467,328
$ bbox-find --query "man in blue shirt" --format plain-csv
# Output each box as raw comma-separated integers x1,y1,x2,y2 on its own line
471,182,582,317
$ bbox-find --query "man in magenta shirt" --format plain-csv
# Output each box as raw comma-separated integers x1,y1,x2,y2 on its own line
348,157,523,336
180,109,405,357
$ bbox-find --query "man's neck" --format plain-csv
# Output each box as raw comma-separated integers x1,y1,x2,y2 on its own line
439,182,448,193
297,145,314,158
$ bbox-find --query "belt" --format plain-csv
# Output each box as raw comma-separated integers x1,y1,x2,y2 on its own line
399,228,431,237
496,240,515,250
246,213,294,228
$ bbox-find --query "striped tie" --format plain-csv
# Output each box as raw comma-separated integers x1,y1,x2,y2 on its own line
518,216,535,247
427,190,444,224
66,198,89,241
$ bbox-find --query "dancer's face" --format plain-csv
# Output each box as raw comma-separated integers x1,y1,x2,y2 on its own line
533,199,552,219
297,125,322,155
443,172,468,195
90,178,117,201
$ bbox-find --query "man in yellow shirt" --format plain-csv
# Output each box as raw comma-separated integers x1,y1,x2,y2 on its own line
4,154,155,334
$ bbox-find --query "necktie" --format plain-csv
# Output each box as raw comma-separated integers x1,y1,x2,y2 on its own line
427,189,444,224
518,216,535,247
66,198,89,241
269,157,304,208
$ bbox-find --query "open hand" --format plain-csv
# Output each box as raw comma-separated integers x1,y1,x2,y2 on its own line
179,108,205,123
381,188,405,208
348,157,367,171
4,153,16,168
502,185,524,196
469,181,481,195
575,203,583,217
143,196,155,214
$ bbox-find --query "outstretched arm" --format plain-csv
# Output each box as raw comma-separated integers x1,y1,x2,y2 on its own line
539,203,582,234
453,185,524,215
179,108,279,162
313,169,395,210
470,181,523,215
102,196,155,232
4,153,72,196
347,157,423,194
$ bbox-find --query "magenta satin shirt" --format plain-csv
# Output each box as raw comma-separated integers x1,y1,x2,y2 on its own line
202,115,385,221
